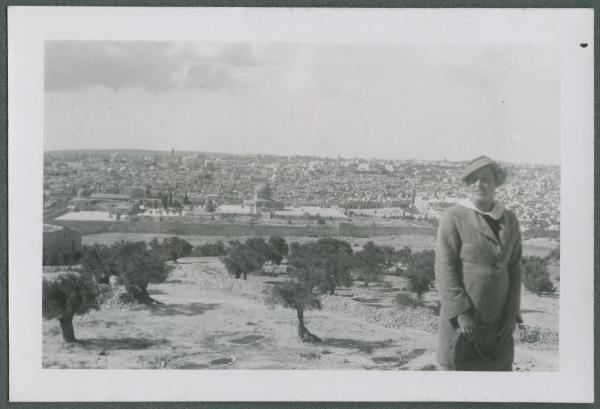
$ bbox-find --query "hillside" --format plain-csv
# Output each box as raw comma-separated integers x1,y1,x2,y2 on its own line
43,258,558,371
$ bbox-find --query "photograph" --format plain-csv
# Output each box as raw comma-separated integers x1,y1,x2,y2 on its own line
41,39,561,371
8,6,594,402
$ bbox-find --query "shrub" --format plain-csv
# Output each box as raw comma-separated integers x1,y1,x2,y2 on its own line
545,246,560,262
396,246,413,264
42,273,100,342
406,270,432,299
380,245,396,267
518,325,542,344
43,252,63,266
544,245,560,282
522,256,556,296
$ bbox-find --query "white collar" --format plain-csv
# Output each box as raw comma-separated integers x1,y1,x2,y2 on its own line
457,199,505,220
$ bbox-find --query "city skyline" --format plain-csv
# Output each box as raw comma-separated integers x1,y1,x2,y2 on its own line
45,41,561,165
43,147,560,167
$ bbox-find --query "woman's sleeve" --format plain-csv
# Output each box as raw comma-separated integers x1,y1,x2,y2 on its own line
434,209,471,319
504,215,523,323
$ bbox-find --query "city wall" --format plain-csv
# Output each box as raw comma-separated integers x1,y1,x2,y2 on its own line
337,222,435,237
51,219,435,238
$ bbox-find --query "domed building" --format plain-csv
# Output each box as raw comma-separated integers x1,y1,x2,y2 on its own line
254,182,272,201
71,187,93,211
243,182,283,214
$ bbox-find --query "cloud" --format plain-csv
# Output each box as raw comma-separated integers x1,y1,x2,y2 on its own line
45,41,373,103
45,41,272,92
45,42,173,92
44,41,371,99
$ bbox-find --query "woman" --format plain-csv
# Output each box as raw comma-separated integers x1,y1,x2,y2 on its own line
435,155,522,371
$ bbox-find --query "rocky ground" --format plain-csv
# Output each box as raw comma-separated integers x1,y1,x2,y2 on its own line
43,257,559,371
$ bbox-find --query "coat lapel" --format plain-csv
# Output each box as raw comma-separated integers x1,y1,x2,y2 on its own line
496,217,511,259
497,217,509,247
458,208,500,245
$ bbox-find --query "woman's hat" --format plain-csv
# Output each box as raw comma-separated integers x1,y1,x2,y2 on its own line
462,155,506,185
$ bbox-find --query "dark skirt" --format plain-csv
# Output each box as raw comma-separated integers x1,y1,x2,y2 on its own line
438,321,514,371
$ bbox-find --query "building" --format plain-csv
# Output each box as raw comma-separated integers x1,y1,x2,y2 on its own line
42,224,82,265
89,193,132,201
242,183,284,214
261,258,289,274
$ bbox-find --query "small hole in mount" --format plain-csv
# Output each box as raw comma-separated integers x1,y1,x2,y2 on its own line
580,43,588,48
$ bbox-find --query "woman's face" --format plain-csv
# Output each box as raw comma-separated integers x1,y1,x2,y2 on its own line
467,165,497,205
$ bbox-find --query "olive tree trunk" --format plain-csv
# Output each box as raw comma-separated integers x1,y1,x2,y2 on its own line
59,315,76,343
296,309,321,343
126,284,163,305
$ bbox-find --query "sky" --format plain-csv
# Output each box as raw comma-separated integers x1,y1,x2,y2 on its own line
44,41,560,164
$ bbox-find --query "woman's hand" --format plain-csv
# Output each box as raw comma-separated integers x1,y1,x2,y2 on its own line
457,313,477,338
497,316,517,343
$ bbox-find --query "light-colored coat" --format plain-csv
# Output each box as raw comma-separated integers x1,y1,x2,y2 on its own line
435,204,522,367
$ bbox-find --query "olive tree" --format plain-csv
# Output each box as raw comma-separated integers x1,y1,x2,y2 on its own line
312,238,354,295
353,241,386,286
193,240,227,257
404,249,435,299
268,235,289,263
269,239,354,342
268,242,323,342
222,237,290,279
80,244,115,284
111,241,169,304
159,237,193,263
244,237,280,265
42,273,100,342
222,241,264,280
82,241,168,304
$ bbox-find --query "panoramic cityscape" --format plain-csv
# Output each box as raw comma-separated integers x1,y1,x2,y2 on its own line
44,149,560,236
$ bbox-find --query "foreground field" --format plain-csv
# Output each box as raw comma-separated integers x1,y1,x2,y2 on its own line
43,258,558,371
